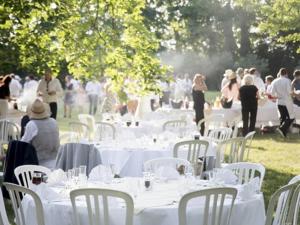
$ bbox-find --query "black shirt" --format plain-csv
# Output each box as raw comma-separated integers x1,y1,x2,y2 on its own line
239,85,258,109
192,89,205,110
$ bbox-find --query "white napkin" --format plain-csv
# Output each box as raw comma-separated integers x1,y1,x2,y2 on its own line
88,165,113,182
47,169,67,186
238,177,260,200
214,169,238,184
30,183,62,201
155,166,180,180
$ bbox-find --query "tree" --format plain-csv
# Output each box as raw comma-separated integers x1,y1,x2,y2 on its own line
0,0,169,95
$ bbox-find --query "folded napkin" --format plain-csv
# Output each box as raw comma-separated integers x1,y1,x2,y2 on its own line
30,183,62,201
238,177,260,200
155,166,180,180
47,169,67,186
214,169,238,185
88,165,113,182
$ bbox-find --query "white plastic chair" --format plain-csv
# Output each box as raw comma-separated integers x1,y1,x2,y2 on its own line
0,119,20,155
3,182,45,225
95,122,116,141
178,187,237,225
14,165,51,188
207,127,232,143
162,120,187,131
265,181,300,225
69,122,90,141
198,114,225,136
0,187,10,225
244,131,256,160
215,137,246,168
78,114,96,138
144,157,192,173
70,188,134,225
289,175,300,225
224,162,265,189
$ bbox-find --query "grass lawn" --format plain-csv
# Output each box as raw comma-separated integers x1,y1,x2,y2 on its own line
4,90,300,223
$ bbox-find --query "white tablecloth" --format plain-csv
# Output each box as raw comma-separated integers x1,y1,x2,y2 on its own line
95,136,216,177
22,179,265,225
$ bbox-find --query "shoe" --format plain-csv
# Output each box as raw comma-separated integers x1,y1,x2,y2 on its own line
276,128,286,138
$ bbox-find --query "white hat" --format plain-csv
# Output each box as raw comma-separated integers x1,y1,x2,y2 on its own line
29,99,50,120
224,69,236,80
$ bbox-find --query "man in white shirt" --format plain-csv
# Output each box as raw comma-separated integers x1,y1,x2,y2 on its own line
182,73,192,100
21,99,59,167
9,74,22,98
249,68,265,93
24,75,38,91
85,79,102,115
271,68,294,137
37,69,63,119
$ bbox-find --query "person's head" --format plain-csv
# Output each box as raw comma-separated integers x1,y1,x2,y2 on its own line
29,99,50,120
184,73,189,80
249,68,256,75
236,67,244,78
265,75,274,84
29,75,35,80
223,69,234,79
44,69,53,81
293,70,300,79
193,74,205,86
278,68,288,77
242,74,254,86
244,68,249,75
227,71,237,90
65,75,72,83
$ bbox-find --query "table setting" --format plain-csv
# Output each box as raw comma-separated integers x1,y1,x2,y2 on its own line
21,166,266,225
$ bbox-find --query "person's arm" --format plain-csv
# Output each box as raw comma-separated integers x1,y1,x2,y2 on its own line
21,122,38,143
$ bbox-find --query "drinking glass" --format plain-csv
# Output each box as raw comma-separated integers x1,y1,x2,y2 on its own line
79,165,87,185
32,172,42,185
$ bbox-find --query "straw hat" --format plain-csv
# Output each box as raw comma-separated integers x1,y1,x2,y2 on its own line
29,99,50,120
224,69,236,80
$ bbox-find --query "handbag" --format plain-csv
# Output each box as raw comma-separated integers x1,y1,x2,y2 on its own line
220,97,233,108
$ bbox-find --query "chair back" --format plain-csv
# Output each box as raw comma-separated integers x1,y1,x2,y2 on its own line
178,187,237,225
0,120,20,155
3,182,45,225
78,114,96,136
207,127,232,143
265,181,300,225
95,122,116,141
289,175,300,225
14,165,51,188
163,120,187,131
244,131,256,160
144,157,192,173
197,114,224,136
69,122,90,141
216,137,246,167
70,188,134,225
224,162,265,189
0,188,9,225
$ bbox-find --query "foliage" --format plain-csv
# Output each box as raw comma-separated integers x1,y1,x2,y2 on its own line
0,0,170,96
259,0,300,53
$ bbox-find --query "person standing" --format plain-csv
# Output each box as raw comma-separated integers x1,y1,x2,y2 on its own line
9,74,22,98
271,68,294,138
221,70,240,102
0,75,12,119
37,69,63,119
192,74,207,136
249,68,265,93
63,75,75,118
291,70,300,106
85,78,102,115
182,73,192,100
239,75,259,136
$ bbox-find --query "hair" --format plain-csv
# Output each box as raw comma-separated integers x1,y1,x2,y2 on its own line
228,78,237,90
29,75,35,80
242,74,254,86
236,67,244,76
293,70,300,78
278,68,288,76
265,75,274,83
249,68,256,75
193,73,203,84
3,75,12,85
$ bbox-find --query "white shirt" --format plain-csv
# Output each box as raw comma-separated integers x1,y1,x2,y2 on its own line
37,78,63,103
271,76,293,106
9,78,22,97
181,78,192,92
253,76,265,92
24,80,38,91
21,121,39,143
85,81,102,96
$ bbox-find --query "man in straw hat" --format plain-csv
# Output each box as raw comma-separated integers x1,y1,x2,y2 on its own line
21,99,59,167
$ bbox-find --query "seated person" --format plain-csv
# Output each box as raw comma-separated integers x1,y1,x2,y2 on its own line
21,99,59,167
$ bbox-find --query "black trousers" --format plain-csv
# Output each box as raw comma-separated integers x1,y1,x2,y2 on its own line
242,107,257,136
195,107,205,136
49,102,57,119
278,105,294,135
